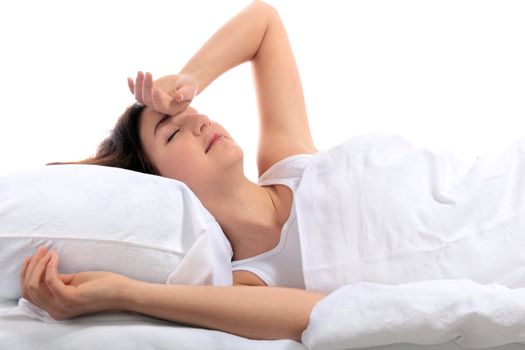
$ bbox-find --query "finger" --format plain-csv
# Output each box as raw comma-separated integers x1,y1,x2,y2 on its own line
127,77,135,94
19,256,30,294
45,252,68,298
156,89,190,116
24,246,47,288
28,249,53,288
178,85,196,102
152,88,182,115
142,72,154,106
49,253,78,286
152,88,174,114
151,88,163,112
20,256,30,281
26,250,54,302
176,90,184,103
134,71,144,103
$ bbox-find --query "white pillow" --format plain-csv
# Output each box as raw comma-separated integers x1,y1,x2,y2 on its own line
0,165,233,299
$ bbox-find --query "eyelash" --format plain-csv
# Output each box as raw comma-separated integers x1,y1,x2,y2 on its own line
167,129,179,143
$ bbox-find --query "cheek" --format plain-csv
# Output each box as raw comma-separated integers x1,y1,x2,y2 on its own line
157,154,186,179
157,150,205,184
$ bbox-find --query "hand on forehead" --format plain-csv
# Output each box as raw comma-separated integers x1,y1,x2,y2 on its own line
144,105,199,119
128,72,198,116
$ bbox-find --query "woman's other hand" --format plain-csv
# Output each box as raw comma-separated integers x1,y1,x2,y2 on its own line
20,246,130,320
128,71,198,116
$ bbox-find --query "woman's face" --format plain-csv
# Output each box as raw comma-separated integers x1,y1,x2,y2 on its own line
138,106,243,194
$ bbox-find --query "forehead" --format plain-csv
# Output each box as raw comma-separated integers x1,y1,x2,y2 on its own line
138,107,159,141
141,105,198,120
139,105,198,132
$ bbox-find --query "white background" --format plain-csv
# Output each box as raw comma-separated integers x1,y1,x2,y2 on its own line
1,0,524,181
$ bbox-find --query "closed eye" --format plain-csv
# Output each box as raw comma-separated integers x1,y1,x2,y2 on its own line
167,129,179,144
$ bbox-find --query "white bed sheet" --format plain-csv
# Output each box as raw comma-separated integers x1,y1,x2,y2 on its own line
0,299,306,350
3,298,525,350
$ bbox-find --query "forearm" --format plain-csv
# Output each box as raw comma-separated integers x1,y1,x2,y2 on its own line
119,280,325,342
180,0,277,93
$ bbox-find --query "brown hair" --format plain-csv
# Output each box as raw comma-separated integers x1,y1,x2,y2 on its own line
48,102,159,175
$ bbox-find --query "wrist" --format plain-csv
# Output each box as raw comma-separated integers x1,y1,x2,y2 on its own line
179,65,207,96
113,276,140,312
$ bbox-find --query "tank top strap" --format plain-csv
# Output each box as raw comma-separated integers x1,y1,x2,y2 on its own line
257,154,314,189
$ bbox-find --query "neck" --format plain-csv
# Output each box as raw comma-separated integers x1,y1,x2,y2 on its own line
197,176,280,260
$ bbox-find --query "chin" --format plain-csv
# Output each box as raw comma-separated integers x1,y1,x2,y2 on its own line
222,145,244,171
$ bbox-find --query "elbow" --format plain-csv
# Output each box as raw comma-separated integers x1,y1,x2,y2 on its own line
252,0,276,11
291,328,306,343
281,316,311,343
288,292,326,343
248,1,282,63
250,0,279,24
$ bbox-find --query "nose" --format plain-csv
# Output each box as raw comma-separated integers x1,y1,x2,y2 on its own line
191,114,211,135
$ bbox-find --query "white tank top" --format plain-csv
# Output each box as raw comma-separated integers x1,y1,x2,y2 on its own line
231,154,313,288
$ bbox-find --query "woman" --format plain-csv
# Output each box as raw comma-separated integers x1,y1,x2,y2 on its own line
20,0,326,342
21,0,525,343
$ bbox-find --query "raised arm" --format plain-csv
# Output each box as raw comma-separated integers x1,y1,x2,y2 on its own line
20,247,326,341
183,1,317,175
132,1,316,176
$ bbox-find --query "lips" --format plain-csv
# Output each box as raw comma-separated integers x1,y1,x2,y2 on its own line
205,132,222,153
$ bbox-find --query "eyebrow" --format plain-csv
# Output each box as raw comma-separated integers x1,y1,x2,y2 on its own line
153,114,171,139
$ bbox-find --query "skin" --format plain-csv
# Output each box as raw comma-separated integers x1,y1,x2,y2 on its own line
138,104,245,208
138,105,293,264
20,1,325,342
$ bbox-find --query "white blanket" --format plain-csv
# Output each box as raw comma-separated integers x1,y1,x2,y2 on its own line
302,279,525,349
296,132,525,293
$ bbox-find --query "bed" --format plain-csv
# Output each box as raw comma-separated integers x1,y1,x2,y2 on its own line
2,295,525,350
5,143,525,349
0,299,305,350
